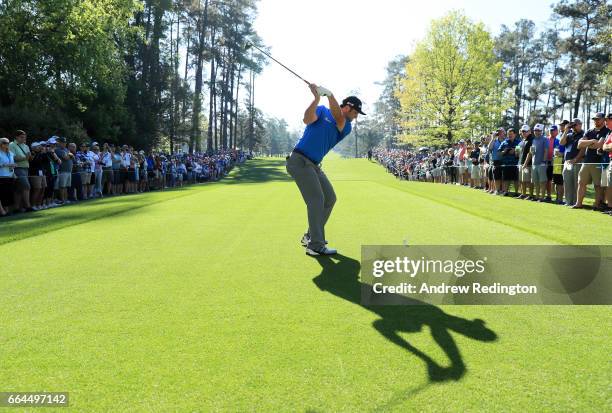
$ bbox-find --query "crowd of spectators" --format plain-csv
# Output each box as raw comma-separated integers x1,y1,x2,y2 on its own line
0,130,250,217
374,113,612,215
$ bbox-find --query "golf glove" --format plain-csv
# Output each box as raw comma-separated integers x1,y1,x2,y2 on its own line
317,86,332,97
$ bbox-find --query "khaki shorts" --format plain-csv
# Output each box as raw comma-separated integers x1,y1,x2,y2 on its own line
80,171,91,185
602,164,611,187
57,172,72,188
531,164,547,184
578,164,601,186
29,175,47,189
520,165,531,183
471,164,481,180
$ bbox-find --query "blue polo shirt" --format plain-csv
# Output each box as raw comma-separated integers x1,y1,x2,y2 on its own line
490,138,503,161
294,105,352,164
498,138,519,165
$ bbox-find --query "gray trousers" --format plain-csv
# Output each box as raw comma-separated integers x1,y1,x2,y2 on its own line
562,161,580,206
286,152,336,250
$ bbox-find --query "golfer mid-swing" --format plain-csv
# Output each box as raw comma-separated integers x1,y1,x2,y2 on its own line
286,83,365,256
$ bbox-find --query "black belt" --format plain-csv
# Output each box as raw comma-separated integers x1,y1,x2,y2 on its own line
290,148,319,166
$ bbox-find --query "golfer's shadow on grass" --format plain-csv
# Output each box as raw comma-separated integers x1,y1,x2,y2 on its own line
312,254,497,383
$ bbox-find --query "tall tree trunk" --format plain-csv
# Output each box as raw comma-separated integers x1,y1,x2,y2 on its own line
174,16,180,152
229,59,239,150
233,62,242,150
222,53,231,150
181,23,190,135
191,0,209,154
170,18,175,154
249,68,254,151
573,87,582,119
207,28,216,153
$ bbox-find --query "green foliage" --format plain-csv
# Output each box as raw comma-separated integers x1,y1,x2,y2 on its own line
0,0,263,150
396,11,510,145
262,117,293,155
0,0,141,140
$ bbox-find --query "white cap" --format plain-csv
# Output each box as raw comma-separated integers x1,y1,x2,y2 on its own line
47,137,57,144
520,124,530,132
31,142,40,148
534,124,544,131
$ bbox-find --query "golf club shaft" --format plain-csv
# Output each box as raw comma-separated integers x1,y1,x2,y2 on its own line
249,43,310,85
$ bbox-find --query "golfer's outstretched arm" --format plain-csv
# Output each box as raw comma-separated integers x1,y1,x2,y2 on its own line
303,83,320,125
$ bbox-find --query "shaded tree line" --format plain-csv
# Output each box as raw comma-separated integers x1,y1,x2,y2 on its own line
0,0,268,153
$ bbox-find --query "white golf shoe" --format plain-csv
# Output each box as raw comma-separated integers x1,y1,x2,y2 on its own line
300,233,328,247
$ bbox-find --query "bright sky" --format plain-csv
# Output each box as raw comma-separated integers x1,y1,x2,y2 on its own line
253,0,556,131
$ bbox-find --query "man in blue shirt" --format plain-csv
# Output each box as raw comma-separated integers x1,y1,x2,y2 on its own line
524,124,549,201
286,83,364,256
487,128,505,194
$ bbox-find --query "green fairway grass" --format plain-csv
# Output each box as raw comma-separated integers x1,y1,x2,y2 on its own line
1,155,610,412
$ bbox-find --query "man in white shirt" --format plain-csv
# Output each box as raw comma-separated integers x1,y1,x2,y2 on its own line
121,145,132,193
90,143,102,198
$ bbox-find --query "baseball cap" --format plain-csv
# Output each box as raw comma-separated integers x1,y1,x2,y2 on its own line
0,137,9,144
534,124,544,131
31,142,41,148
459,139,465,144
592,112,605,120
520,124,530,132
497,127,506,132
549,125,558,131
341,96,366,115
47,137,57,144
57,136,67,143
560,119,570,125
571,118,582,124
91,141,99,146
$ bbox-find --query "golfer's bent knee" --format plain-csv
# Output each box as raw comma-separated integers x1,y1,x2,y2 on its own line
325,194,336,208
